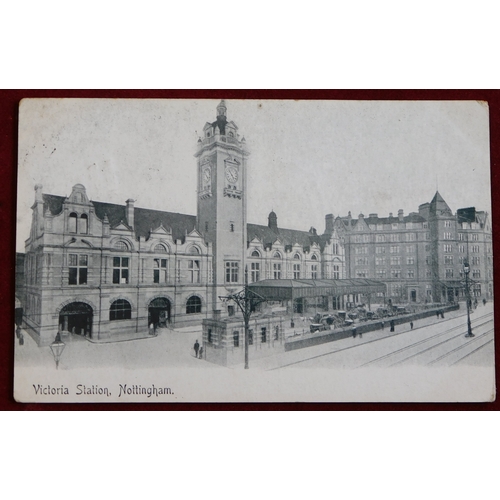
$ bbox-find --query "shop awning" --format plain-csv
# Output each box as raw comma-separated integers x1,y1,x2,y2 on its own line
247,279,387,301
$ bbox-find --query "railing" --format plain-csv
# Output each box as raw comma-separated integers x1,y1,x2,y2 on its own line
199,134,240,147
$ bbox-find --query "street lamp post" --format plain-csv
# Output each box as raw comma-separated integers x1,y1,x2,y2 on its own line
50,331,66,369
463,260,474,338
219,266,267,369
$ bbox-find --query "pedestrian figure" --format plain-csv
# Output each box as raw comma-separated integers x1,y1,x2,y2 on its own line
380,321,385,331
193,339,200,358
359,329,363,339
19,333,24,346
149,322,155,336
410,321,414,330
441,311,444,319
390,320,395,332
16,326,21,339
483,298,487,306
198,346,203,359
352,326,357,338
474,299,478,309
436,310,440,319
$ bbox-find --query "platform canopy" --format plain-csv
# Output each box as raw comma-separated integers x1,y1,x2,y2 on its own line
247,279,387,301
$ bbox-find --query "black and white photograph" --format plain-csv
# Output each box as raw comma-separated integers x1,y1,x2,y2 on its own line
14,98,495,402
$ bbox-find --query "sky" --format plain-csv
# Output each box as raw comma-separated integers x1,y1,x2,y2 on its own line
16,99,491,252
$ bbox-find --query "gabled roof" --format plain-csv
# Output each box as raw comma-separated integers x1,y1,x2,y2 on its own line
42,193,197,243
246,223,326,251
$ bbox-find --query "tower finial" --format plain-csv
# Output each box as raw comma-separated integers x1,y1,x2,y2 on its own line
217,100,227,118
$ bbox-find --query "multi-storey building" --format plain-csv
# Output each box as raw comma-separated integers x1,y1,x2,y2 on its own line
20,100,492,346
337,191,493,304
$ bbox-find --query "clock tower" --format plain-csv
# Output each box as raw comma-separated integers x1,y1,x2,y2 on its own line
195,100,249,316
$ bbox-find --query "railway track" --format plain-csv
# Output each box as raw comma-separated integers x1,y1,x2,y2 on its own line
269,310,493,370
428,328,494,367
374,318,495,368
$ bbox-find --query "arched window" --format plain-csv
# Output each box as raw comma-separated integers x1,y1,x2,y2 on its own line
294,253,301,260
110,299,132,321
188,246,200,255
186,296,202,314
80,214,88,234
311,254,318,261
154,244,168,253
273,251,282,259
251,250,260,258
114,241,129,251
69,212,77,233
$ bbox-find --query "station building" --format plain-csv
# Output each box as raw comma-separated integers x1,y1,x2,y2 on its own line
21,100,493,346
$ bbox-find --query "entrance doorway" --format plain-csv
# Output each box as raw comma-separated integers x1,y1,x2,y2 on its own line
59,302,93,337
148,297,171,328
410,289,417,302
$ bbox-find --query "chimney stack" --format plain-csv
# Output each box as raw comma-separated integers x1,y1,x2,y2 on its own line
398,209,404,221
325,213,334,233
126,199,135,229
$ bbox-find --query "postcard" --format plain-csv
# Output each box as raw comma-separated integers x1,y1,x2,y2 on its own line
14,98,495,402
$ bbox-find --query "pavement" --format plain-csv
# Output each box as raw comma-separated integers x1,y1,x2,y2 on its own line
14,322,215,371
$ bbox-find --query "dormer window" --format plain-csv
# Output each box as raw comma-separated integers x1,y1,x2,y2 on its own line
228,131,234,137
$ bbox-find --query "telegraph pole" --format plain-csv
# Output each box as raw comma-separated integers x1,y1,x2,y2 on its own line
219,266,266,369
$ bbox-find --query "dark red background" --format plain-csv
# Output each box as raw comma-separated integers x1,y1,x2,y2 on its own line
1,89,498,410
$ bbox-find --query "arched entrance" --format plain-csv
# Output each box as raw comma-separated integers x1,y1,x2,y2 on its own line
148,297,171,328
59,302,93,337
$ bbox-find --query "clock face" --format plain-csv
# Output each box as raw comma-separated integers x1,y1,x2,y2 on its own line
203,167,211,185
226,166,238,183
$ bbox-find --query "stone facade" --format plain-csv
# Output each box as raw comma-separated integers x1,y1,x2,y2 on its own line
23,183,213,345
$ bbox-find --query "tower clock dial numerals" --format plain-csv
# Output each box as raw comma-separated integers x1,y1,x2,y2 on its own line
203,167,211,185
225,166,238,183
